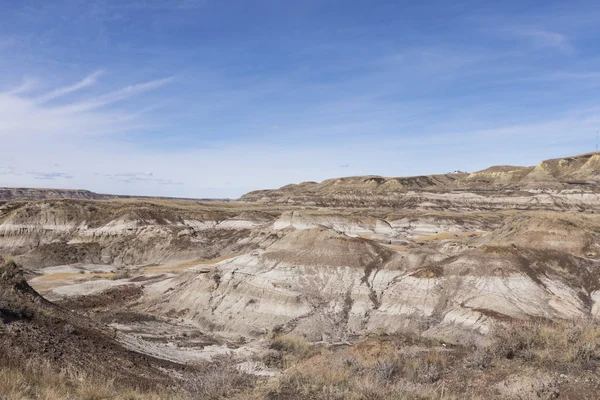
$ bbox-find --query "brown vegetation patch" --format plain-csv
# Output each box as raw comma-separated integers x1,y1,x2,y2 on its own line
471,308,515,322
251,320,600,399
0,359,182,400
410,265,444,278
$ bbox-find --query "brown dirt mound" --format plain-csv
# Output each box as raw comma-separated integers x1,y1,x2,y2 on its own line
263,228,393,270
56,285,144,310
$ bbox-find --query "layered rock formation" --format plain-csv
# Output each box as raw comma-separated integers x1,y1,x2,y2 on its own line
3,152,600,345
141,212,600,343
241,152,600,210
0,187,115,201
0,187,228,201
0,200,277,268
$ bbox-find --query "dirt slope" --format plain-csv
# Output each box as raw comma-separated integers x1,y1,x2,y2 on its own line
0,258,177,389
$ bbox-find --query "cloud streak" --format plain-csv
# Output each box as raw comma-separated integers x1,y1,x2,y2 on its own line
27,171,73,180
0,72,172,140
56,76,174,113
35,70,104,103
5,78,37,95
106,172,183,185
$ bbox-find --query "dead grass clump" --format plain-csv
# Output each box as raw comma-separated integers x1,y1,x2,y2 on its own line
470,318,600,368
401,350,445,384
372,350,446,385
263,335,450,400
268,362,442,400
0,360,181,400
110,269,131,280
0,258,23,282
183,356,256,399
270,334,312,358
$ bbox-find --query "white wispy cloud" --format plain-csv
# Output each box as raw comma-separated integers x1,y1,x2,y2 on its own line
27,171,73,180
5,78,38,95
0,72,171,139
56,76,174,113
513,28,572,52
105,172,182,185
35,70,104,103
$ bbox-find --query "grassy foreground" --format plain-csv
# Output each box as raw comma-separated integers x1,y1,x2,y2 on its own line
3,319,600,399
0,360,181,400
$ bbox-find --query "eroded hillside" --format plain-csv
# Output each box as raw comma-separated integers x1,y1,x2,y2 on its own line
2,197,599,345
241,152,600,210
4,152,600,399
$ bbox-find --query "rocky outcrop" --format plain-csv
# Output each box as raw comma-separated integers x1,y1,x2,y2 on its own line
10,200,600,344
0,200,276,268
0,187,229,201
240,152,600,210
6,152,600,344
141,219,600,343
0,187,117,201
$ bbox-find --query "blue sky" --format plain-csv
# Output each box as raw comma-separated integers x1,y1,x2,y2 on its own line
1,0,600,198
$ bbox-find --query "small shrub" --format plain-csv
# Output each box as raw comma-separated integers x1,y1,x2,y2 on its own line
184,357,255,399
270,334,311,357
110,270,131,280
469,318,600,369
0,259,23,282
375,359,398,383
272,324,285,334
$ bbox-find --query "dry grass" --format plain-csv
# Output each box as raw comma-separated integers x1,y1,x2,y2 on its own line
254,320,600,399
0,258,20,280
270,334,312,357
0,360,182,400
469,318,600,369
182,357,256,400
5,318,600,400
260,336,451,400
